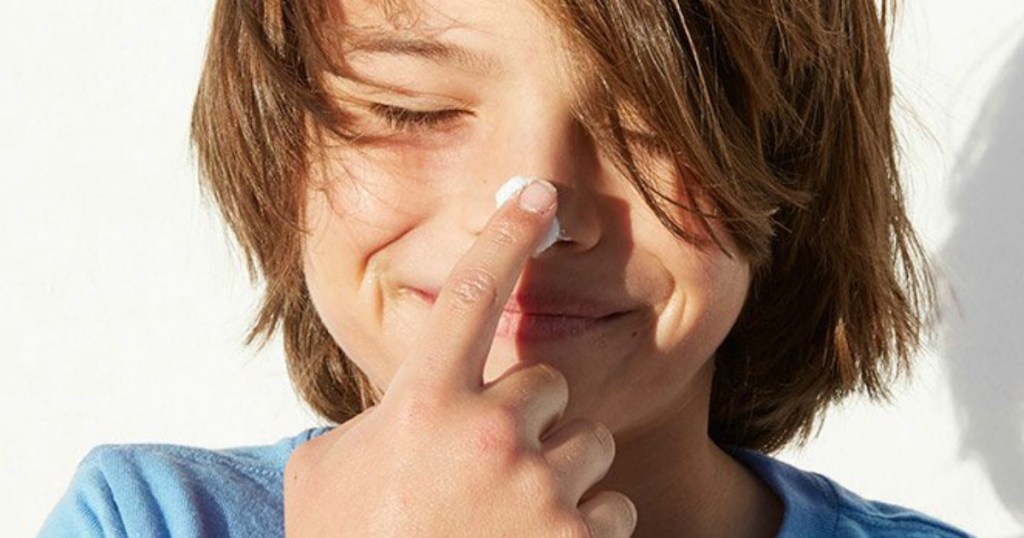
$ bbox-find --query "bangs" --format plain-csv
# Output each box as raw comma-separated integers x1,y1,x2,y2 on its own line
258,0,794,260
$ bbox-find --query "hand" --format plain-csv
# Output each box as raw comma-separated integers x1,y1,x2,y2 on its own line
284,179,637,537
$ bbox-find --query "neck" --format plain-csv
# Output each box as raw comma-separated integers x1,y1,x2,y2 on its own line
595,361,784,537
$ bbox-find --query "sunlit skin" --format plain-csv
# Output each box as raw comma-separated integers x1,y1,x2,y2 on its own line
300,0,783,535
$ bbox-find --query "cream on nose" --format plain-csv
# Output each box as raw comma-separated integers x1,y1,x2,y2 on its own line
494,176,563,257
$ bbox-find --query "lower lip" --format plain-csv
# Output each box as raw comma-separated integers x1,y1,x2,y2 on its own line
410,288,627,341
495,310,624,341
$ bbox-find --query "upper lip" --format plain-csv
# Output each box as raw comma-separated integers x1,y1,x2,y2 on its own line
414,287,631,318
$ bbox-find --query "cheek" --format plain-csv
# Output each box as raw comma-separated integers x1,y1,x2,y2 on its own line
635,201,751,373
688,248,750,348
301,188,385,386
304,140,467,265
329,129,476,190
301,150,444,385
302,134,483,384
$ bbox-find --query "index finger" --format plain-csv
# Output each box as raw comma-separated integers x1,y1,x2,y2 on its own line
388,178,559,395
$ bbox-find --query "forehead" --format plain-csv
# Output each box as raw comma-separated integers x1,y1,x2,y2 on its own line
334,0,558,59
328,0,585,103
337,0,526,33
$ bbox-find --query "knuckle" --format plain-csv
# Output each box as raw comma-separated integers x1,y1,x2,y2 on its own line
592,422,615,455
448,267,499,310
559,517,594,538
531,363,569,396
393,392,445,430
578,418,615,455
489,218,525,248
468,406,523,462
612,492,639,531
520,454,560,493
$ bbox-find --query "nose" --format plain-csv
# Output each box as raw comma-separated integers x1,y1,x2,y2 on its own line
459,104,603,253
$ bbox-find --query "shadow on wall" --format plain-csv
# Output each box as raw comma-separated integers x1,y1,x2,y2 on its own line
940,33,1024,528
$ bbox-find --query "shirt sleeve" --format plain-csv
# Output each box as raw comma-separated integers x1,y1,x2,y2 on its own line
39,447,129,538
38,441,290,538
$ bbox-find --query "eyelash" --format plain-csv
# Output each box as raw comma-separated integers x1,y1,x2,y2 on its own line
369,103,466,133
365,103,666,154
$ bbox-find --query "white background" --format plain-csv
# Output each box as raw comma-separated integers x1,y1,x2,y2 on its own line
2,2,1023,536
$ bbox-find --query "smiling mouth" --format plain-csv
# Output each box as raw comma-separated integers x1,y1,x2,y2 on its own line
405,287,632,342
494,309,630,341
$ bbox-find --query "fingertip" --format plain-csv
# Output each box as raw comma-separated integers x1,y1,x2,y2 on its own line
494,176,532,208
493,176,560,256
517,179,557,214
494,176,558,215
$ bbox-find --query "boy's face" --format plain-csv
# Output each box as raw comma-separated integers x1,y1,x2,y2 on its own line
302,0,751,437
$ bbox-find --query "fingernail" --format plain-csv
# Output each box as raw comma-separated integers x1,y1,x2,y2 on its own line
495,176,531,208
518,179,557,213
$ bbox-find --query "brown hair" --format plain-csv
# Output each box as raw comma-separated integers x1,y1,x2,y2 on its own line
190,0,935,453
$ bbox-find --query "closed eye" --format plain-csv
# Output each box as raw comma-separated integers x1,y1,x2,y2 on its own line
369,103,468,133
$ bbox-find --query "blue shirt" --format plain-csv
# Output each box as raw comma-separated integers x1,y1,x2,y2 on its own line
41,427,973,537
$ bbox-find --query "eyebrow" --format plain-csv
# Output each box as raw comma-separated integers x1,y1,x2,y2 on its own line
344,34,503,77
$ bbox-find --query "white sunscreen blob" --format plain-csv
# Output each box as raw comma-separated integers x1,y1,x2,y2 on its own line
495,175,562,257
